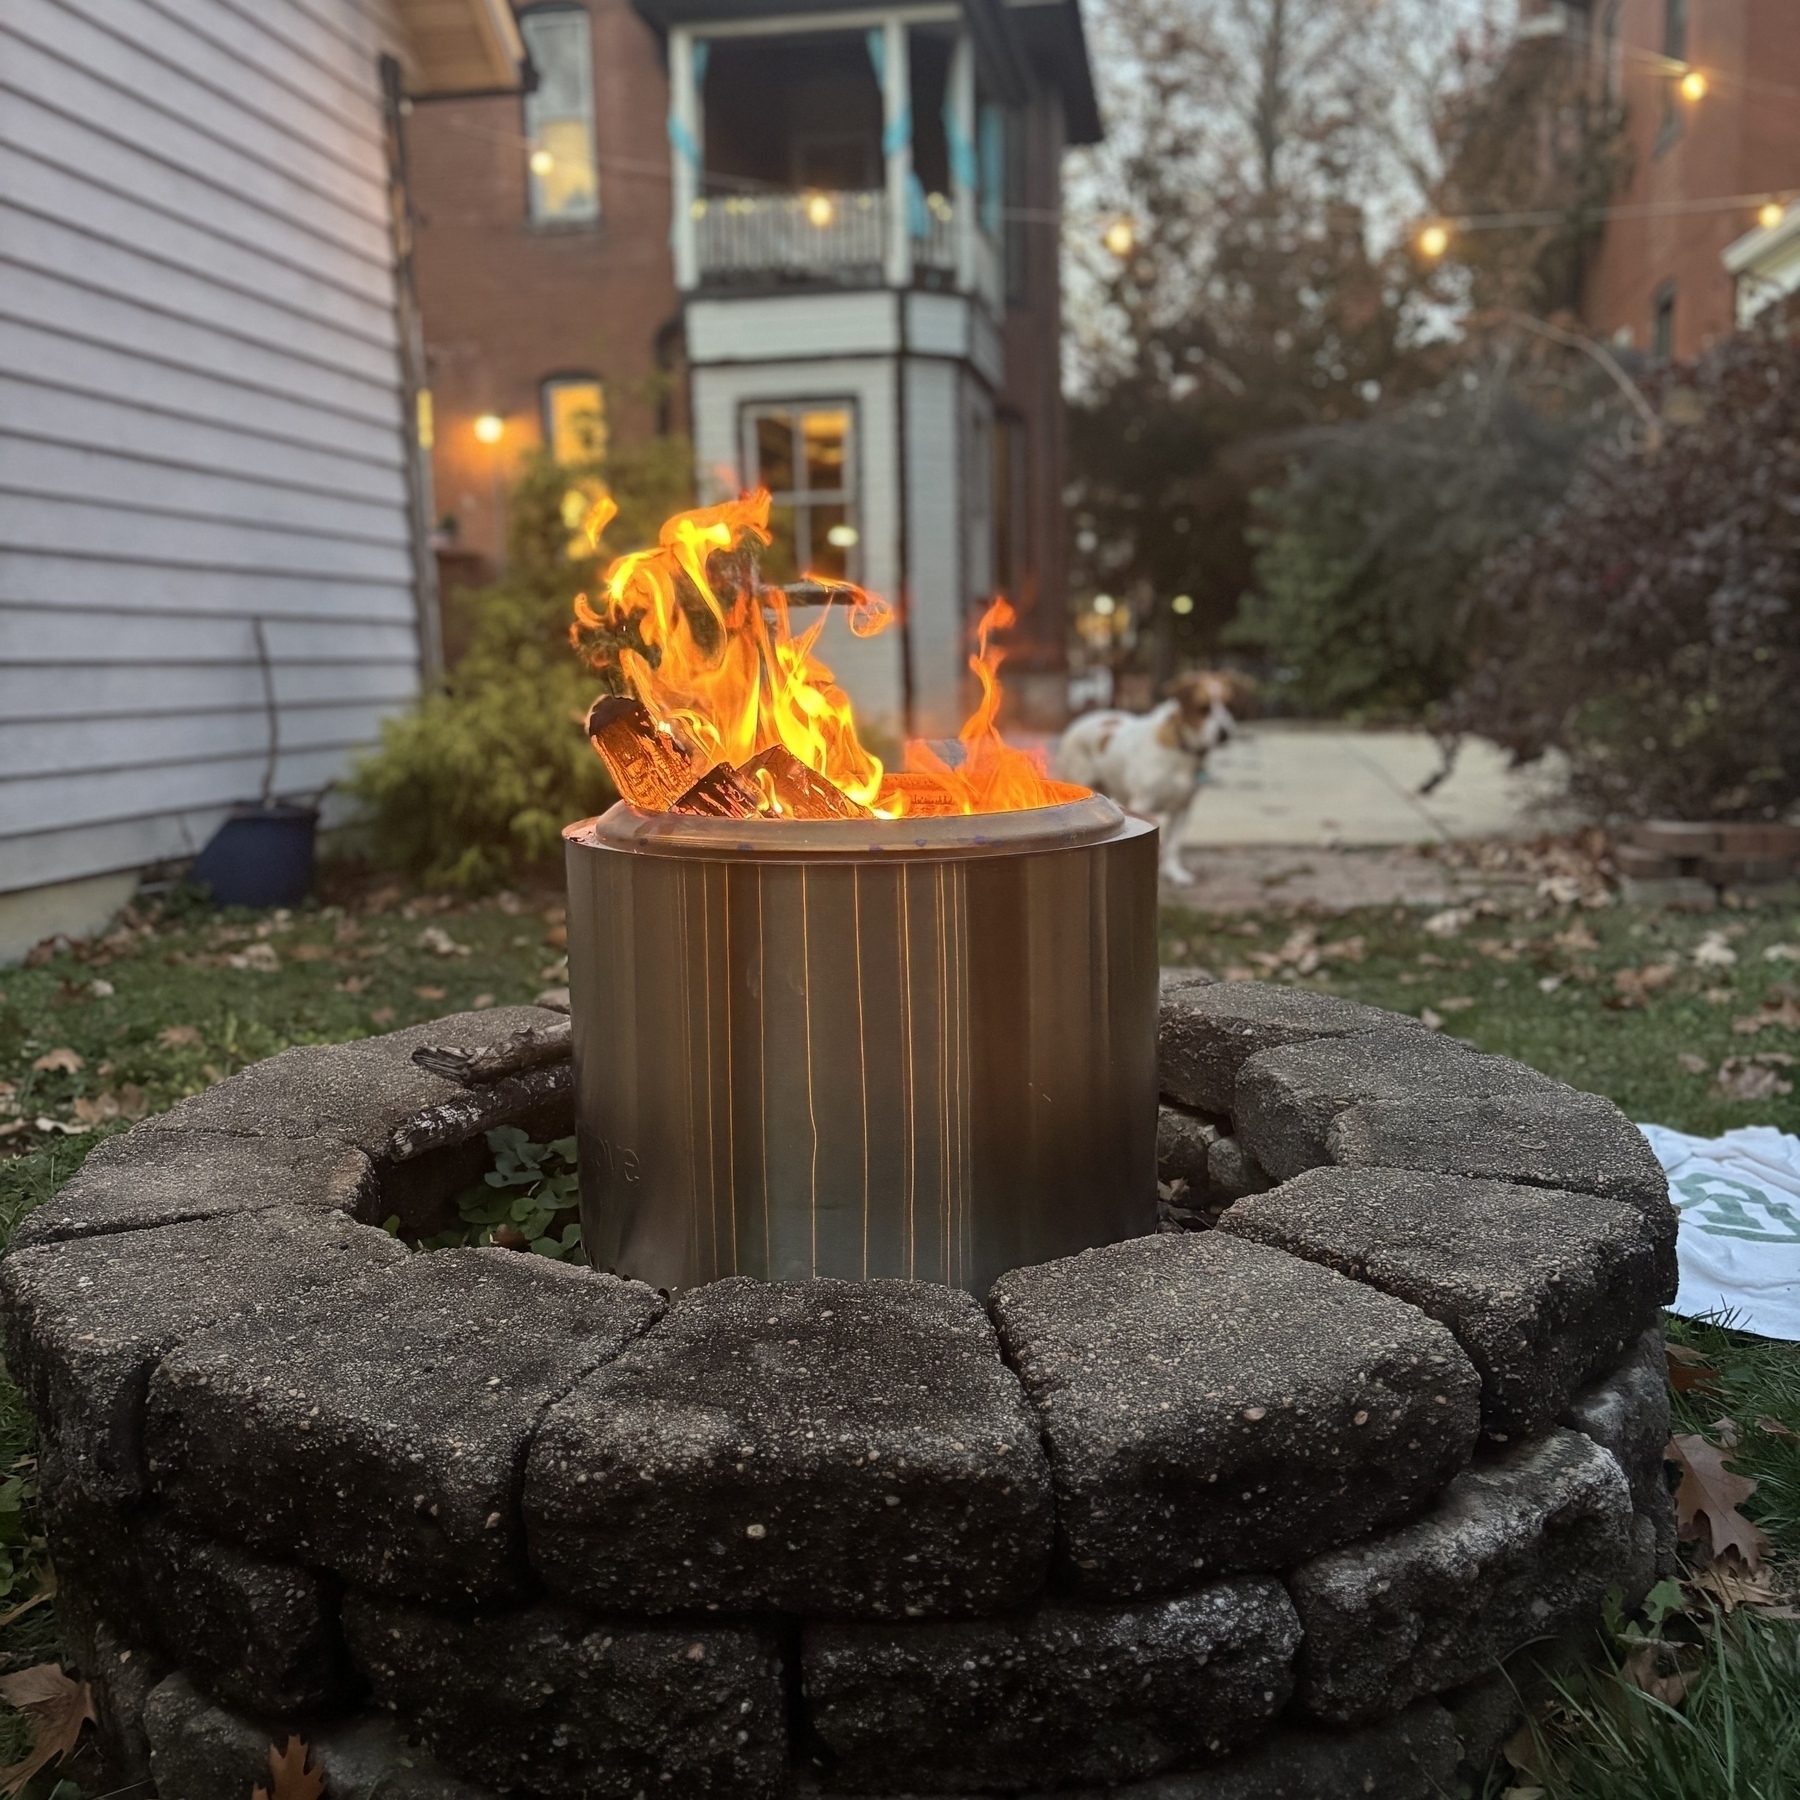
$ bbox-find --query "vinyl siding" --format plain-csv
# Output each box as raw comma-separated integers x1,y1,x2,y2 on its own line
0,0,422,896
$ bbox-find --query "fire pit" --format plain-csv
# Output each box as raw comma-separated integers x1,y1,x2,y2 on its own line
0,978,1678,1800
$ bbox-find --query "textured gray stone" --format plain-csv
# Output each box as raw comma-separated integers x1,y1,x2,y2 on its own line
11,1129,374,1251
1159,981,1422,1116
802,1582,1300,1793
1290,1428,1636,1725
0,1209,407,1509
58,1592,166,1787
139,1521,343,1715
142,1006,567,1156
1205,1135,1272,1204
1325,1091,1677,1288
989,1233,1480,1595
1235,1035,1562,1181
1218,1168,1666,1440
1037,1700,1461,1800
143,1671,483,1800
1443,1669,1525,1790
527,1276,1052,1619
1157,1105,1217,1194
343,1594,787,1800
147,1248,663,1606
1562,1327,1677,1569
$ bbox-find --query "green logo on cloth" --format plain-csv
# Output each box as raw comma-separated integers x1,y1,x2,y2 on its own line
1673,1173,1800,1243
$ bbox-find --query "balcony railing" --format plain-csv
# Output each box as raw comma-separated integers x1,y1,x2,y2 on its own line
693,189,961,285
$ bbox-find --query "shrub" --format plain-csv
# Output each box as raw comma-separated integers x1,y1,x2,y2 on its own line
1226,352,1610,719
344,437,693,888
1452,336,1800,821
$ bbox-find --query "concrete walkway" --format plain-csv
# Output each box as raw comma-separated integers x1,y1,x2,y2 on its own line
1176,724,1574,850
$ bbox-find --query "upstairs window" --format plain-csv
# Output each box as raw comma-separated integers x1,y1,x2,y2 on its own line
1652,283,1677,361
743,404,858,582
521,6,599,224
542,376,606,462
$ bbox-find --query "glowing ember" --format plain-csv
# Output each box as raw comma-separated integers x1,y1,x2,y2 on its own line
570,491,1083,818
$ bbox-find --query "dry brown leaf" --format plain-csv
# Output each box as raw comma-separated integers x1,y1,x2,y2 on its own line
0,1663,96,1796
288,944,334,963
1611,963,1678,1008
1710,1415,1742,1448
1688,1554,1791,1615
1755,1414,1799,1442
1621,1642,1695,1707
1554,922,1601,953
1665,1344,1720,1392
1713,1055,1796,1101
413,986,448,1002
1676,1051,1710,1075
69,1094,119,1127
1667,1433,1771,1570
336,977,370,995
1420,1008,1445,1031
252,1738,325,1800
1732,996,1800,1035
1435,996,1477,1013
370,1007,396,1025
29,1048,82,1074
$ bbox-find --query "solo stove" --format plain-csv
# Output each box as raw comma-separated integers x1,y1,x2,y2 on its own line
564,793,1158,1296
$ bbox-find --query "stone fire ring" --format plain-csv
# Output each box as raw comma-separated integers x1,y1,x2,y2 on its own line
0,982,1680,1800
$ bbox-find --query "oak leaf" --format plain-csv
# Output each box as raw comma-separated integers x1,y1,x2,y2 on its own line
1666,1433,1771,1570
1664,1343,1719,1393
29,1048,82,1074
252,1738,325,1800
1755,1414,1798,1442
1621,1642,1694,1707
0,1663,95,1797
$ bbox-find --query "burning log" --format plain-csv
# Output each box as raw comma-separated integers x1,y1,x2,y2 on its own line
672,763,763,818
586,696,698,812
877,772,965,817
740,745,871,820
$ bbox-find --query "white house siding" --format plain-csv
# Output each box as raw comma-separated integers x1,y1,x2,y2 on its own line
0,0,425,902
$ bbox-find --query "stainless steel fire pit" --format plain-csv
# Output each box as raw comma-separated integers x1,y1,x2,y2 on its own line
563,793,1158,1294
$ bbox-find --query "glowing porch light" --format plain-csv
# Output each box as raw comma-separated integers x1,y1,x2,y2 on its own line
1418,222,1451,261
1759,201,1786,231
805,193,836,228
1679,68,1708,101
474,413,505,445
530,148,555,177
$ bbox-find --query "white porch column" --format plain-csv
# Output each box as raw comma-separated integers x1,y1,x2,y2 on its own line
881,16,912,289
947,31,976,294
669,27,701,290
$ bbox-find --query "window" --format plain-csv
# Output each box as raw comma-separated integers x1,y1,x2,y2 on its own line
1652,282,1677,361
521,6,599,224
743,404,858,582
542,377,606,463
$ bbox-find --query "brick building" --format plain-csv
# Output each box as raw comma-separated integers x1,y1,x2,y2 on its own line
1571,0,1800,357
407,0,1098,737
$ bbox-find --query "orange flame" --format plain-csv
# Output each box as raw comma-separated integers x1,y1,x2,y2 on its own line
572,491,1077,816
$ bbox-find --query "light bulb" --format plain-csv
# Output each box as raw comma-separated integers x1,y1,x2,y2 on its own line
1093,594,1116,617
1103,219,1135,258
1171,594,1195,616
1418,223,1451,261
473,413,504,445
530,148,555,177
1679,68,1707,101
806,193,836,228
1759,201,1786,231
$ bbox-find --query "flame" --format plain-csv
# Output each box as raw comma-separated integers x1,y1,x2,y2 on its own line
572,491,1078,817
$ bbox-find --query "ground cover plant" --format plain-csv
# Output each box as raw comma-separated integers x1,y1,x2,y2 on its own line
0,860,1794,1796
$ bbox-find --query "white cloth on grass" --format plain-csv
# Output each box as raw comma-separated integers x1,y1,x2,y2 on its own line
1639,1122,1800,1342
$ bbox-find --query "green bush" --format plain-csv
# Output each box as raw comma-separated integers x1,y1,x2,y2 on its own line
344,437,693,889
1227,354,1610,719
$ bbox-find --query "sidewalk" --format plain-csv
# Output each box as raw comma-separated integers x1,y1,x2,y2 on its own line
1176,724,1574,850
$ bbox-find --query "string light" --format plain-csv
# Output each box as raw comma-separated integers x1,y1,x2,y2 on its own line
529,148,555,177
1759,201,1787,231
1417,222,1451,260
1171,594,1195,616
1103,218,1135,258
1679,68,1708,101
1093,594,1117,616
474,414,505,445
805,193,836,228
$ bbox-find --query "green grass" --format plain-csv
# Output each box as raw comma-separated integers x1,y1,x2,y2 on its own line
1,880,1797,1799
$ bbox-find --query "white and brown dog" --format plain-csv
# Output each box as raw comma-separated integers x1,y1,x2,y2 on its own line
1052,671,1249,884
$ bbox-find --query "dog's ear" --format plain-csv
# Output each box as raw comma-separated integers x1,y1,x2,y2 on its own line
1161,671,1211,712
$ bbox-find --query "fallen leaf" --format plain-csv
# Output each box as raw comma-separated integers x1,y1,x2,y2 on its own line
288,944,333,963
30,1048,82,1074
32,1118,86,1136
417,926,470,958
0,1080,14,1109
1435,996,1477,1013
1613,964,1678,1008
1537,975,1563,994
1621,1642,1694,1706
88,978,114,999
1665,1344,1720,1392
116,1083,148,1121
1704,986,1736,1004
1689,1555,1788,1615
472,993,496,1009
1764,944,1800,962
1422,908,1472,939
370,1007,396,1025
1667,1432,1771,1570
336,976,370,995
1713,1055,1797,1101
1420,1008,1445,1031
544,922,569,950
225,943,280,973
1416,951,1449,967
253,1738,325,1800
413,986,448,1001
1732,997,1800,1035
0,1121,26,1138
1754,1414,1799,1442
1710,1415,1741,1448
1553,922,1601,953
1694,931,1739,969
1676,1052,1709,1075
1475,938,1521,963
0,1663,95,1797
70,1094,120,1127
1222,964,1257,982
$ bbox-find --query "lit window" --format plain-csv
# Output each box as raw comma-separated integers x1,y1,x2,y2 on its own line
521,7,599,224
542,377,606,462
743,404,857,582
